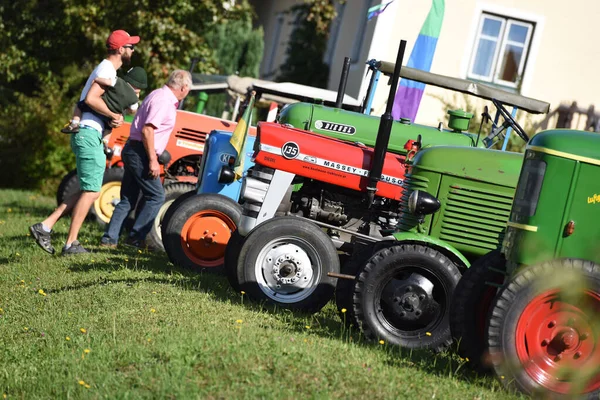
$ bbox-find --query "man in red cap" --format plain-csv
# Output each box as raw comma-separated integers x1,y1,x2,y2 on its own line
29,29,142,256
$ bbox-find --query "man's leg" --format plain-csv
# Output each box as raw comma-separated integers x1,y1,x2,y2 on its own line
102,146,141,244
62,126,106,254
125,142,165,243
29,192,80,254
65,191,100,244
43,192,81,229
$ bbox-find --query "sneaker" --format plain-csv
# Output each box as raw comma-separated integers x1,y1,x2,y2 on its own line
61,240,90,256
122,237,146,249
99,236,118,248
61,122,80,134
29,223,55,255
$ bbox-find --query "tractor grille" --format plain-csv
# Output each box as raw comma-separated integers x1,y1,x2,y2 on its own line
397,173,430,231
175,127,208,143
440,184,512,253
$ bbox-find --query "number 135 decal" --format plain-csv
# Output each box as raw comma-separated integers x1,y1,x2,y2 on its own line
282,142,300,159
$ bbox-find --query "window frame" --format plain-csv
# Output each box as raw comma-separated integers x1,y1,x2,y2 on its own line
467,12,535,89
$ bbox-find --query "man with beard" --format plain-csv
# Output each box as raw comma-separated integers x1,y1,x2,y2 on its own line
29,30,141,255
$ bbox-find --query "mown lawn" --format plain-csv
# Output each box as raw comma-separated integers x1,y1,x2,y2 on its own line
0,189,520,399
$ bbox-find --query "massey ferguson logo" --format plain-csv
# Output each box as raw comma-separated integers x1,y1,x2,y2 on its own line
282,142,299,159
314,120,356,135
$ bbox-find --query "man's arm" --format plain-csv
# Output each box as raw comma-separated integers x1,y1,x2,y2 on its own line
141,123,160,179
85,82,123,127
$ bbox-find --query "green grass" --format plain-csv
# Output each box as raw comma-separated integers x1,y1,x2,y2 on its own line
0,189,520,399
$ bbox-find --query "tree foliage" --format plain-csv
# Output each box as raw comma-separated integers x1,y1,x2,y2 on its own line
277,0,344,88
0,0,263,193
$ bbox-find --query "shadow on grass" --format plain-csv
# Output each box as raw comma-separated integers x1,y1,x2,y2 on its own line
3,201,56,218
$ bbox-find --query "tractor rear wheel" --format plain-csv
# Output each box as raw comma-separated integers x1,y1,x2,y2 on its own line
163,193,241,273
90,168,125,226
487,259,600,398
354,244,461,351
236,216,340,313
224,229,245,293
335,243,376,328
450,250,506,371
145,182,196,251
56,169,80,206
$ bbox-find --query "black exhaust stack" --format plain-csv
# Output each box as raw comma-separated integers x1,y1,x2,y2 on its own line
366,39,407,207
335,57,351,109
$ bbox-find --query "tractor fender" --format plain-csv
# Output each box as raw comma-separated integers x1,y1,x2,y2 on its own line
381,232,471,271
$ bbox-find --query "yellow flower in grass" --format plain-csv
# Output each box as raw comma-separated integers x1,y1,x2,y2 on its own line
150,308,156,313
425,332,432,336
125,258,129,262
38,289,46,296
138,250,142,254
7,208,11,213
379,340,385,345
240,291,245,295
23,327,28,332
236,319,243,324
65,336,71,341
0,308,3,313
147,338,152,343
80,328,87,334
305,325,311,330
341,308,347,313
78,380,85,386
84,384,90,389
3,393,6,398
152,291,157,294
15,253,20,257
84,349,90,354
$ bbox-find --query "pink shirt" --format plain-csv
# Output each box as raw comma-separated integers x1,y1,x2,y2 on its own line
129,85,179,155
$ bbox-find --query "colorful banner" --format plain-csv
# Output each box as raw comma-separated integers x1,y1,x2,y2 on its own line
367,0,396,21
392,0,445,121
229,92,256,181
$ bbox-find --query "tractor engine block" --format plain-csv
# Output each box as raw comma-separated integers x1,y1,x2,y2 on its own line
298,196,348,225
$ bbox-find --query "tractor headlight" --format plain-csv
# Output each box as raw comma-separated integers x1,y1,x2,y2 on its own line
408,190,441,216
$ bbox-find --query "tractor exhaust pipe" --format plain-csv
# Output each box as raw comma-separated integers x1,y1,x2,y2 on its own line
366,39,407,207
335,57,351,109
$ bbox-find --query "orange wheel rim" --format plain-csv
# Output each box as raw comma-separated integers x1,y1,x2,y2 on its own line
180,210,236,268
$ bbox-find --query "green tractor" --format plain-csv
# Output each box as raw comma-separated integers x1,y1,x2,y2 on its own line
453,129,600,398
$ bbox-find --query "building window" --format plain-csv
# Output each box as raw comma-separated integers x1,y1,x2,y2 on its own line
468,13,534,88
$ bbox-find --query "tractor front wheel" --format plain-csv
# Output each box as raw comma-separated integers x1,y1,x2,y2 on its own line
163,193,241,272
90,168,125,226
145,182,196,251
450,250,506,371
487,259,600,398
354,244,461,351
236,216,340,313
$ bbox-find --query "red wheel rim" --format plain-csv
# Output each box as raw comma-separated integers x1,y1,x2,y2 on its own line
180,210,236,268
516,289,600,394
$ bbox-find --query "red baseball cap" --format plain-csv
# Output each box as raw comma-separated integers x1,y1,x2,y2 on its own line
106,30,140,50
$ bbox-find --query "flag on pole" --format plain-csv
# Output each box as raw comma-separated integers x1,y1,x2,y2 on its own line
229,91,256,181
367,0,396,21
392,0,445,122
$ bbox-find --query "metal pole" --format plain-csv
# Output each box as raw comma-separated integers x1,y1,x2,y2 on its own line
335,57,352,109
366,39,406,207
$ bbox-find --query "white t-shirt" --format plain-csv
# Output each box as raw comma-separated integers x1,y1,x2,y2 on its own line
79,59,117,133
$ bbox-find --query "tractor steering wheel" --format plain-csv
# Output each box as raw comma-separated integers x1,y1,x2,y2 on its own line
491,99,529,143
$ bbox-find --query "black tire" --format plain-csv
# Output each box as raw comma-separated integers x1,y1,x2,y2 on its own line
450,250,506,371
236,216,340,313
335,243,376,328
160,189,198,242
145,182,196,251
487,259,600,398
56,169,80,206
224,229,246,293
163,193,242,273
90,167,125,226
354,244,461,351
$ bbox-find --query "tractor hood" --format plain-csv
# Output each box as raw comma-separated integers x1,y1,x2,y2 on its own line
527,129,600,164
410,146,523,188
278,103,484,155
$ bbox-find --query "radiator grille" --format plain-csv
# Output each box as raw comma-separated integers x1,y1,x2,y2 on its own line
397,173,430,231
440,184,513,252
175,127,208,143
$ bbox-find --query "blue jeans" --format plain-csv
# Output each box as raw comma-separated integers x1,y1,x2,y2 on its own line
102,141,165,243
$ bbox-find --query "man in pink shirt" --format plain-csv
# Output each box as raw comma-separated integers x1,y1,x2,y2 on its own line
100,69,192,248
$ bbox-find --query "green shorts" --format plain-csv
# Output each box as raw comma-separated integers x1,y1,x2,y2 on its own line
71,126,106,192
